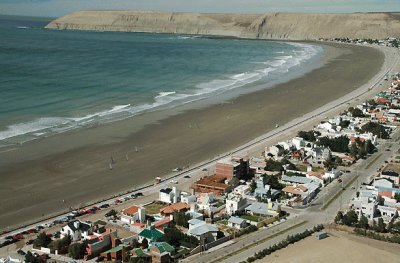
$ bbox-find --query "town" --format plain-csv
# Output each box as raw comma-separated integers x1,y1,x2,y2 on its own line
1,46,400,263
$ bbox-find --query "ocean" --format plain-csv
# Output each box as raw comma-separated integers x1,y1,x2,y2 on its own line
0,16,323,148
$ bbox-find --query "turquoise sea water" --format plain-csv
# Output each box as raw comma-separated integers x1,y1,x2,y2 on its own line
0,17,323,147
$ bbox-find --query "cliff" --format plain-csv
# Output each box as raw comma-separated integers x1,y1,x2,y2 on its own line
45,11,400,40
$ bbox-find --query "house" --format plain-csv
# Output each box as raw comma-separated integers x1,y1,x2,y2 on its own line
292,137,306,150
267,144,285,159
85,229,118,260
245,201,281,217
280,175,313,185
228,216,247,229
153,217,173,232
185,210,203,220
101,243,128,262
315,231,328,240
149,242,175,263
377,206,398,222
159,187,181,204
187,222,219,243
373,178,394,189
311,146,331,162
226,193,247,215
351,199,376,220
324,169,341,180
215,156,250,179
188,219,205,230
138,227,164,243
160,202,190,217
380,170,400,186
180,191,197,204
192,175,232,196
60,220,92,241
120,205,146,224
233,184,250,196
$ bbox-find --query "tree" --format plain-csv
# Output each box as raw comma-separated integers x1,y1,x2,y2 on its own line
358,214,369,229
394,193,400,203
105,209,118,218
348,107,365,117
334,211,343,224
361,122,389,139
297,130,320,142
365,140,375,154
141,238,149,249
229,177,240,187
342,210,358,226
68,242,86,259
173,211,191,228
33,232,52,249
25,251,45,263
375,218,386,233
262,174,283,190
49,235,71,254
317,136,349,153
249,180,257,193
339,120,351,128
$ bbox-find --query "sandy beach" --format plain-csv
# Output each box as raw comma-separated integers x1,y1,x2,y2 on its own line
0,42,387,230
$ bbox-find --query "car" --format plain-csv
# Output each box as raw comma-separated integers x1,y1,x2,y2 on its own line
135,192,143,197
202,168,208,171
17,249,26,256
172,167,183,172
13,234,24,240
26,239,34,245
52,231,60,238
351,186,356,189
4,236,13,240
27,229,38,234
183,175,191,179
386,149,391,151
338,179,342,183
100,204,110,208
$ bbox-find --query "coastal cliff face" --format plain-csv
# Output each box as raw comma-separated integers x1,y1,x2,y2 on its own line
45,11,400,40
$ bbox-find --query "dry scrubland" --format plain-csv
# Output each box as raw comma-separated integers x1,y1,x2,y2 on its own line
256,230,400,263
46,11,400,40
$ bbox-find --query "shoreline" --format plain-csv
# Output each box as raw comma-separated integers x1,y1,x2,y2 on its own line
0,42,389,230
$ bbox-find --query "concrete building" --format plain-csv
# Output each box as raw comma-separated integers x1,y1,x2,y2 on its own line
159,187,181,204
120,205,146,224
228,216,247,229
60,220,92,241
215,156,249,179
226,193,248,215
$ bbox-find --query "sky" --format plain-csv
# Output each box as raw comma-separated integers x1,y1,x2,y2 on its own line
0,0,399,18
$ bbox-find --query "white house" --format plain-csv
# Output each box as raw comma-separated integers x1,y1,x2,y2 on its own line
228,216,247,229
378,205,398,222
292,137,306,150
324,169,342,180
187,222,219,243
267,144,285,159
159,187,181,204
233,184,250,196
180,191,197,204
60,220,92,241
226,193,247,215
373,178,394,189
120,205,146,224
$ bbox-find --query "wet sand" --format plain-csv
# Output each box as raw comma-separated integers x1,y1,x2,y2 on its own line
0,42,384,230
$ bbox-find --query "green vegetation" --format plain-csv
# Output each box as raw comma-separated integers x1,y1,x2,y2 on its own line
349,138,375,159
347,107,365,117
394,193,400,202
25,251,45,263
339,120,351,128
105,209,118,218
172,211,191,228
33,232,52,249
233,225,258,238
49,235,71,254
265,158,296,172
361,122,389,139
261,174,284,190
163,228,199,248
93,220,107,226
317,135,349,153
239,225,324,263
144,202,165,215
297,130,321,142
240,214,263,222
68,242,87,259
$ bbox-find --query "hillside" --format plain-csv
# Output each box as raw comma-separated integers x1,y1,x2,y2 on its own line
45,11,400,40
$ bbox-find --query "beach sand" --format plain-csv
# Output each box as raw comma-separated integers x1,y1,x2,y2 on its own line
0,42,385,230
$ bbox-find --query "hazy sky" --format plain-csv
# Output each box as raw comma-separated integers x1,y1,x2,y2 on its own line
1,0,399,18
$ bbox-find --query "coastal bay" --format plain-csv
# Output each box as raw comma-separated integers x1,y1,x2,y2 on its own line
0,42,384,230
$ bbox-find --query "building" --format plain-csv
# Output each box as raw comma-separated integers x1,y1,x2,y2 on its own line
226,193,247,215
138,227,164,243
215,156,249,179
160,202,190,216
373,178,394,189
315,231,328,240
245,201,281,217
120,205,146,224
149,242,175,263
187,222,219,243
228,216,247,229
159,187,181,204
60,220,92,241
192,175,232,196
85,230,118,260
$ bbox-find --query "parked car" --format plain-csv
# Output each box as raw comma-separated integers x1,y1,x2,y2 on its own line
100,204,110,209
13,234,24,240
26,239,34,245
17,249,26,256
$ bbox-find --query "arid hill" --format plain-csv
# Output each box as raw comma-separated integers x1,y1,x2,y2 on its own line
46,11,400,40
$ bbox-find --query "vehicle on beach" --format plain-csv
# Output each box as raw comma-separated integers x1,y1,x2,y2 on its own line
172,167,183,172
184,175,191,178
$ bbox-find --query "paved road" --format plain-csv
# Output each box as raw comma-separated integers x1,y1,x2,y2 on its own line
183,129,400,263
